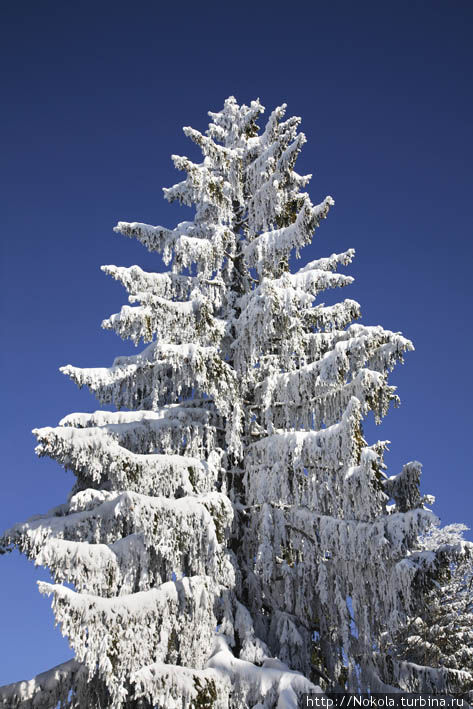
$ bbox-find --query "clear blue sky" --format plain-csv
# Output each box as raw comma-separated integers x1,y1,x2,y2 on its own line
1,0,472,687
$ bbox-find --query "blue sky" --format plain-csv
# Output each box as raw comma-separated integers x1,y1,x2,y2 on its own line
1,0,472,686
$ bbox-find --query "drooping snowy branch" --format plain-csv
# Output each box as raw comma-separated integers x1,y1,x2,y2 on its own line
2,491,233,594
61,342,239,417
34,411,221,493
39,576,223,706
0,660,82,709
244,196,334,275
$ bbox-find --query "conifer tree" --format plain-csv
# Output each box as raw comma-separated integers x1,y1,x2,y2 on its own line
1,97,470,708
387,524,473,699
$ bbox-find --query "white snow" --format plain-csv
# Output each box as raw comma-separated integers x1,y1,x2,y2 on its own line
1,95,466,707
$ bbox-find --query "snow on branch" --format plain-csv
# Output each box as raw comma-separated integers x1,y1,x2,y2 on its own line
257,326,411,429
296,248,355,274
39,576,223,706
372,654,473,694
384,461,425,513
233,262,356,374
242,502,439,669
131,660,230,709
206,636,323,709
207,95,264,147
113,220,232,275
3,490,229,553
34,413,220,493
3,491,233,596
245,398,378,516
0,659,82,709
182,127,244,204
102,290,227,347
164,157,234,222
305,298,362,331
101,264,226,305
245,131,310,234
60,342,238,416
244,196,334,274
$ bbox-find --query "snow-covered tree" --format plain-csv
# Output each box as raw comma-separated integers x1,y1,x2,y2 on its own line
1,96,470,708
386,524,473,700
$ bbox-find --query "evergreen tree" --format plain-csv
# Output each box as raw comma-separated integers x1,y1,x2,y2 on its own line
386,524,473,699
1,97,469,708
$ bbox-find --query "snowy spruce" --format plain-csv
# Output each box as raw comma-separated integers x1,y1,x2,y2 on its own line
1,97,472,708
